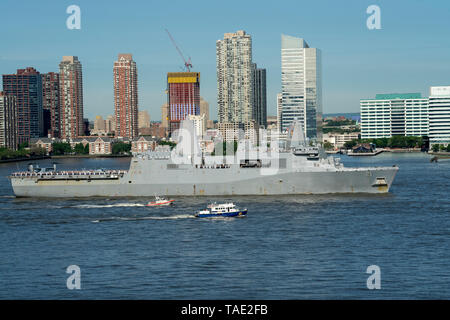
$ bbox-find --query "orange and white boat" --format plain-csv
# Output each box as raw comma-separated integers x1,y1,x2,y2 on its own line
146,196,174,207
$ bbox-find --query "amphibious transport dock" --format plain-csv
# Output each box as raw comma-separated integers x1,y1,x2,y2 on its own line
9,121,398,198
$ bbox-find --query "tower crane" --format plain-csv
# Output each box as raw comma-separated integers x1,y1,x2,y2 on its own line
165,29,193,72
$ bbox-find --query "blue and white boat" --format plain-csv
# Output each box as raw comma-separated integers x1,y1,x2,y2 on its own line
195,202,247,218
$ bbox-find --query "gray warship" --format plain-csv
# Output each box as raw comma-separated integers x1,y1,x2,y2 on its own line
9,120,398,197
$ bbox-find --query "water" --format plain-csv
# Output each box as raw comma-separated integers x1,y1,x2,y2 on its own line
0,154,449,299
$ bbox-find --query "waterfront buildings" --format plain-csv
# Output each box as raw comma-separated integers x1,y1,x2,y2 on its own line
167,72,200,134
114,54,138,139
360,93,429,139
280,34,322,140
252,63,267,127
41,72,60,138
59,56,84,139
30,137,53,154
2,67,43,145
429,86,450,145
131,136,156,153
323,132,360,148
217,30,253,124
0,92,17,150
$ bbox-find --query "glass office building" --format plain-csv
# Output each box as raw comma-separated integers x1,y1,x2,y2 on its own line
281,34,322,140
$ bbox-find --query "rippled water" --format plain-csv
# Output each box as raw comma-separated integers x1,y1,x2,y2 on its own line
0,153,449,299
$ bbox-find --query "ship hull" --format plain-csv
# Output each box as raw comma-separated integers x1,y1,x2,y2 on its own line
10,167,398,197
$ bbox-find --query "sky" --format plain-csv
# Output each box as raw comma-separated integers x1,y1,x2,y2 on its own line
1,0,450,121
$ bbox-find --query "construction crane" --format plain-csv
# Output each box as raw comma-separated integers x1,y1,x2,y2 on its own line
165,28,193,72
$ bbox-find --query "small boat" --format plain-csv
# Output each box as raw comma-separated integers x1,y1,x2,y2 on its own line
146,196,174,207
195,202,247,218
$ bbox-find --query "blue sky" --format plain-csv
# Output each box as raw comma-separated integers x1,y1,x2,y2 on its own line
1,0,450,121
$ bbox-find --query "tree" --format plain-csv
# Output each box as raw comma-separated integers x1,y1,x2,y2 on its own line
29,146,45,156
375,138,389,148
159,140,176,149
52,142,72,155
446,144,450,152
112,142,131,155
344,139,358,149
74,143,89,155
432,144,440,153
323,141,334,150
18,142,29,150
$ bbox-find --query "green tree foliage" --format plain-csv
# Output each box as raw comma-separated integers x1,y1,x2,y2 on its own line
74,143,89,155
431,144,440,152
323,141,334,150
0,146,44,160
345,136,424,149
52,142,73,155
324,119,356,127
18,142,29,150
112,142,131,155
344,140,358,149
159,140,176,149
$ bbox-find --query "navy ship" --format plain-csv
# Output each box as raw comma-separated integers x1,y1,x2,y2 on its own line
9,120,398,197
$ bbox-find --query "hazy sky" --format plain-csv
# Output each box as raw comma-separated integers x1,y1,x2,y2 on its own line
1,0,449,121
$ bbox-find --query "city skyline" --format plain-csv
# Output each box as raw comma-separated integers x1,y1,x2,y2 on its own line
1,1,450,122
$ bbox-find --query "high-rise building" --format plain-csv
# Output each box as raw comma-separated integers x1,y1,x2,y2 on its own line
167,72,200,134
114,54,138,138
252,63,267,127
199,97,210,132
83,118,90,136
161,103,169,128
200,97,210,123
277,93,283,132
429,86,450,145
218,121,259,144
360,93,429,139
41,72,60,138
92,115,106,135
59,56,84,139
217,30,253,123
188,114,206,138
281,34,322,140
106,115,115,135
0,92,18,150
138,110,150,129
2,67,43,145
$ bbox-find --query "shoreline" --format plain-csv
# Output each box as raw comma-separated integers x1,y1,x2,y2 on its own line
0,154,131,163
0,156,50,164
51,154,131,159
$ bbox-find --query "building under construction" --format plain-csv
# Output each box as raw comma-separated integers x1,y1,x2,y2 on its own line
167,72,200,134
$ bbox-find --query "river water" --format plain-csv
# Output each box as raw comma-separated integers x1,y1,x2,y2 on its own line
0,153,449,299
